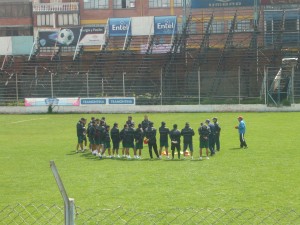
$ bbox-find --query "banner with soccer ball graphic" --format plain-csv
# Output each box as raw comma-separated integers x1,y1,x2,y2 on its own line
38,26,105,47
39,28,78,47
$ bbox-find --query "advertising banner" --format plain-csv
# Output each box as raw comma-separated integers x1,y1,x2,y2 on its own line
25,97,80,106
131,16,154,36
80,98,106,105
191,0,254,8
108,97,135,105
39,28,80,47
140,43,173,54
154,16,177,35
79,26,106,46
108,18,131,37
80,97,135,105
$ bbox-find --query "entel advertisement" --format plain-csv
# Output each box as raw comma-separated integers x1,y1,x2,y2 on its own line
108,18,132,37
80,97,135,105
154,16,177,35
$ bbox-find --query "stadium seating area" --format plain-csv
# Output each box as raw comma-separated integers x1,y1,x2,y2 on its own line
1,6,300,105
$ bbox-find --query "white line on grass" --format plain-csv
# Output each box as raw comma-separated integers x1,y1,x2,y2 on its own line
10,118,47,124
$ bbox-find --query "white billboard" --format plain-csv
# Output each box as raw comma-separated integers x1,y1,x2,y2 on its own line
131,16,154,36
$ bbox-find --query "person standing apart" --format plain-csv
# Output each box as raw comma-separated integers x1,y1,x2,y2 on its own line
169,124,181,159
181,122,195,159
212,117,221,151
198,122,210,160
159,121,170,159
235,116,248,149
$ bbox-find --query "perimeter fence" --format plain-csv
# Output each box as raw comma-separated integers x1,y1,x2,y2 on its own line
1,203,299,225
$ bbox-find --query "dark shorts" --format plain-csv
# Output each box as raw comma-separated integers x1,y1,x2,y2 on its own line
89,137,95,145
171,142,180,151
183,142,193,152
160,140,169,148
123,142,134,148
83,136,87,141
95,138,102,145
104,141,111,149
200,139,209,148
77,135,84,144
135,141,143,149
112,141,119,149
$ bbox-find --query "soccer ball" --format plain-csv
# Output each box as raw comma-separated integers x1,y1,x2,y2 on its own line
57,29,74,46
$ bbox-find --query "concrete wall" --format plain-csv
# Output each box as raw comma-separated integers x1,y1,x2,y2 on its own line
1,104,300,114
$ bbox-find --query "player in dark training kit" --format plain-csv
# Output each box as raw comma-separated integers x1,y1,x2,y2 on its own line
111,123,120,158
159,121,170,159
181,122,195,159
134,124,144,159
169,124,181,159
145,122,160,159
198,122,210,160
212,117,221,151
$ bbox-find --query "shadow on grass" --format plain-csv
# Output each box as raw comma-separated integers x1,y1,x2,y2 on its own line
69,150,215,162
229,147,243,150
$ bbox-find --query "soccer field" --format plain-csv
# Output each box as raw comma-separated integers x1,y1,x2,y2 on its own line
1,112,300,222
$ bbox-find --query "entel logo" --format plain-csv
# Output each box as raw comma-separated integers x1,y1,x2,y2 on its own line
112,21,129,31
157,21,175,30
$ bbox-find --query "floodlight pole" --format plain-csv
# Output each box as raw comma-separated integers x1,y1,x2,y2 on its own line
198,67,201,105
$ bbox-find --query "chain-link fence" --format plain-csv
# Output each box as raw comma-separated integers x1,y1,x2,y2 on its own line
0,203,64,225
1,204,299,225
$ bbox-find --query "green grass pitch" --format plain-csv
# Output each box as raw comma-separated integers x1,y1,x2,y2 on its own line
0,112,299,212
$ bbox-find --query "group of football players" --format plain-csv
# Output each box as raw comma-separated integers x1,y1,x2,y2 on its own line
76,115,221,160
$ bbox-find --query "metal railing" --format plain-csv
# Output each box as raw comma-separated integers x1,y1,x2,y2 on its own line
32,2,79,13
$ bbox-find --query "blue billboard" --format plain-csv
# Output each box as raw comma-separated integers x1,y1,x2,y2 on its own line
109,18,131,37
191,0,254,8
108,98,135,105
80,98,106,105
154,16,177,35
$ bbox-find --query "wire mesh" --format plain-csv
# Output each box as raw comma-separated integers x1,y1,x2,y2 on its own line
0,203,64,225
74,206,300,225
1,204,299,224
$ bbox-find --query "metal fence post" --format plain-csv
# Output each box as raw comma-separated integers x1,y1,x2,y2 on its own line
123,72,126,97
16,73,19,105
50,161,75,225
291,65,295,104
50,73,54,98
86,71,89,98
160,68,163,105
238,66,241,104
198,67,200,105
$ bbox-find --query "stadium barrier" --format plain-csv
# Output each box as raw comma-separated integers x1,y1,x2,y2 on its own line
1,203,299,224
1,104,300,114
